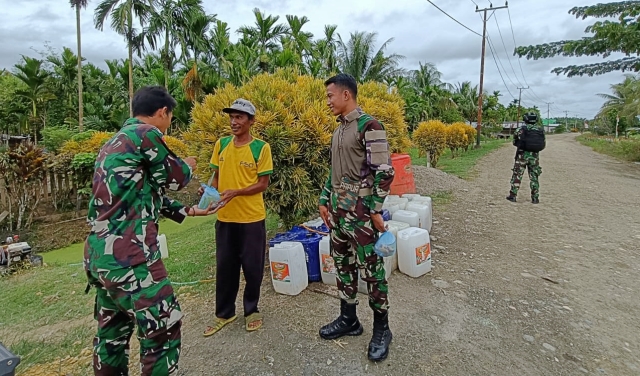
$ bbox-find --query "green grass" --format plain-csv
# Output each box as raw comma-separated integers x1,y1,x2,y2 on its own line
1,212,282,372
409,139,508,179
430,191,454,205
577,134,640,162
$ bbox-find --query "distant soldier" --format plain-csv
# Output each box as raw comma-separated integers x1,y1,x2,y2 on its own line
318,73,395,361
507,112,545,204
84,86,216,375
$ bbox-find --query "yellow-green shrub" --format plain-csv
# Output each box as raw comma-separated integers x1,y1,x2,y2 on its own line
412,120,447,167
183,69,411,227
446,122,469,157
60,131,114,155
164,135,188,158
464,125,477,150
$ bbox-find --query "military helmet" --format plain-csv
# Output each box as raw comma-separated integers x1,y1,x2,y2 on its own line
523,112,538,124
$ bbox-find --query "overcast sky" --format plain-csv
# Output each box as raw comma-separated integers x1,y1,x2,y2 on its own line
0,0,627,119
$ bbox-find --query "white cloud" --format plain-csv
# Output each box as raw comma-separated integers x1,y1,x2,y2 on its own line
0,0,628,118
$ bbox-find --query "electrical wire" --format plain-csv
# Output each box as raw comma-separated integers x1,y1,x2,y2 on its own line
494,14,525,87
486,32,516,99
486,32,519,89
426,0,483,37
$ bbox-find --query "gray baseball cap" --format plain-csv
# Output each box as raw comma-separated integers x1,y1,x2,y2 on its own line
222,98,256,116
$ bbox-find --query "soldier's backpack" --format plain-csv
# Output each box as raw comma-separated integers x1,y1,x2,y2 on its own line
521,126,546,152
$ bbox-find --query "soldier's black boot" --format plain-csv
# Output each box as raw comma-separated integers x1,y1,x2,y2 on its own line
532,197,539,204
506,195,517,202
319,300,363,340
368,311,392,361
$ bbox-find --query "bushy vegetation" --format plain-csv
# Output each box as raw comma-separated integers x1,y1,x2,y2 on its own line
184,69,410,227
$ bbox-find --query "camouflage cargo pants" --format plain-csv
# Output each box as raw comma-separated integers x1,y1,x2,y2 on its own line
328,194,389,313
510,151,541,199
87,259,182,375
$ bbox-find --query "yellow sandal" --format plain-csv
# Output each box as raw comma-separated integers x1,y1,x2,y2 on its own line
203,315,237,337
245,312,263,332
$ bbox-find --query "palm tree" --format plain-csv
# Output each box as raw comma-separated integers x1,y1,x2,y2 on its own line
337,31,404,83
179,10,215,102
95,0,155,117
237,8,288,72
597,74,640,121
146,0,204,88
13,56,56,141
70,0,89,131
453,81,480,123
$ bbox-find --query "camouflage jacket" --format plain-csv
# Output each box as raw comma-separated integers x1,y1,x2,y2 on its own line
319,108,395,214
83,118,192,272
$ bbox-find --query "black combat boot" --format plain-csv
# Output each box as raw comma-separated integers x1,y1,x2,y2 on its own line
319,300,363,340
368,311,392,361
532,197,539,204
506,195,517,202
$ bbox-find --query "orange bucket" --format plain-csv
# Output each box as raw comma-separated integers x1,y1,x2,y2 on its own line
389,153,416,195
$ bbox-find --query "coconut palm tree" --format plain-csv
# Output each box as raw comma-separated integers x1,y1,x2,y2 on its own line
597,74,640,121
95,0,155,116
453,81,480,123
70,0,89,131
336,31,404,83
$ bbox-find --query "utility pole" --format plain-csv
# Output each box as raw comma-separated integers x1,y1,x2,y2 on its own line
563,110,569,132
545,102,553,133
475,2,508,148
515,86,529,129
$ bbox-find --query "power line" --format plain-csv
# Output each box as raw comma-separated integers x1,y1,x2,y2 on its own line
486,32,519,89
469,0,479,6
494,14,525,87
426,0,483,37
506,6,548,105
486,31,515,99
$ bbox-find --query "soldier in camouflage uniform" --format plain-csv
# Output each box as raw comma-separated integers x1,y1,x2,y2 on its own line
84,86,217,375
318,73,395,362
507,112,543,204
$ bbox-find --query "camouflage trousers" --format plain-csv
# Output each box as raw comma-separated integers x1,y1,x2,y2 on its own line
328,195,389,313
510,151,541,199
86,259,182,375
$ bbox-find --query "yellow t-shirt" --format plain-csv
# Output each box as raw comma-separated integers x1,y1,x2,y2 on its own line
209,136,273,223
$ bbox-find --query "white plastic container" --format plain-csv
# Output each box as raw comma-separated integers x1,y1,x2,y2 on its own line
319,236,337,286
158,234,169,259
269,241,308,295
385,203,400,215
413,197,433,226
387,195,400,201
392,210,420,227
397,227,432,278
402,193,421,201
384,221,409,272
406,202,432,232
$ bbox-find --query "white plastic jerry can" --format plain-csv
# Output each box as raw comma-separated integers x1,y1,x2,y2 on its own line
158,234,169,259
413,196,433,227
319,236,337,286
406,202,432,232
402,193,421,201
392,209,420,227
397,227,432,278
269,241,308,295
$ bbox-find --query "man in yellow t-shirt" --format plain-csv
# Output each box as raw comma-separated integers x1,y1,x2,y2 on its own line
201,98,273,337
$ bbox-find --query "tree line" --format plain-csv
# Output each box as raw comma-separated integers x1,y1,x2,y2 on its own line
0,0,540,143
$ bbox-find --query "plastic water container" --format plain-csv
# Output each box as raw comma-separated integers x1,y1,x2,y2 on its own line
397,227,431,278
269,241,308,295
413,197,433,227
387,195,400,200
158,234,168,259
385,220,409,272
395,198,409,210
319,236,336,286
383,203,400,215
406,202,432,232
392,210,420,227
402,193,421,201
357,256,394,294
269,227,322,282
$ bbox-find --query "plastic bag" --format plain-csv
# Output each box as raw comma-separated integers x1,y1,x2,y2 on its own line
374,231,396,258
198,183,221,210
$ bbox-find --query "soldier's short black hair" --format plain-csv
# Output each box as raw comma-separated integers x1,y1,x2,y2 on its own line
325,73,358,99
132,86,177,117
